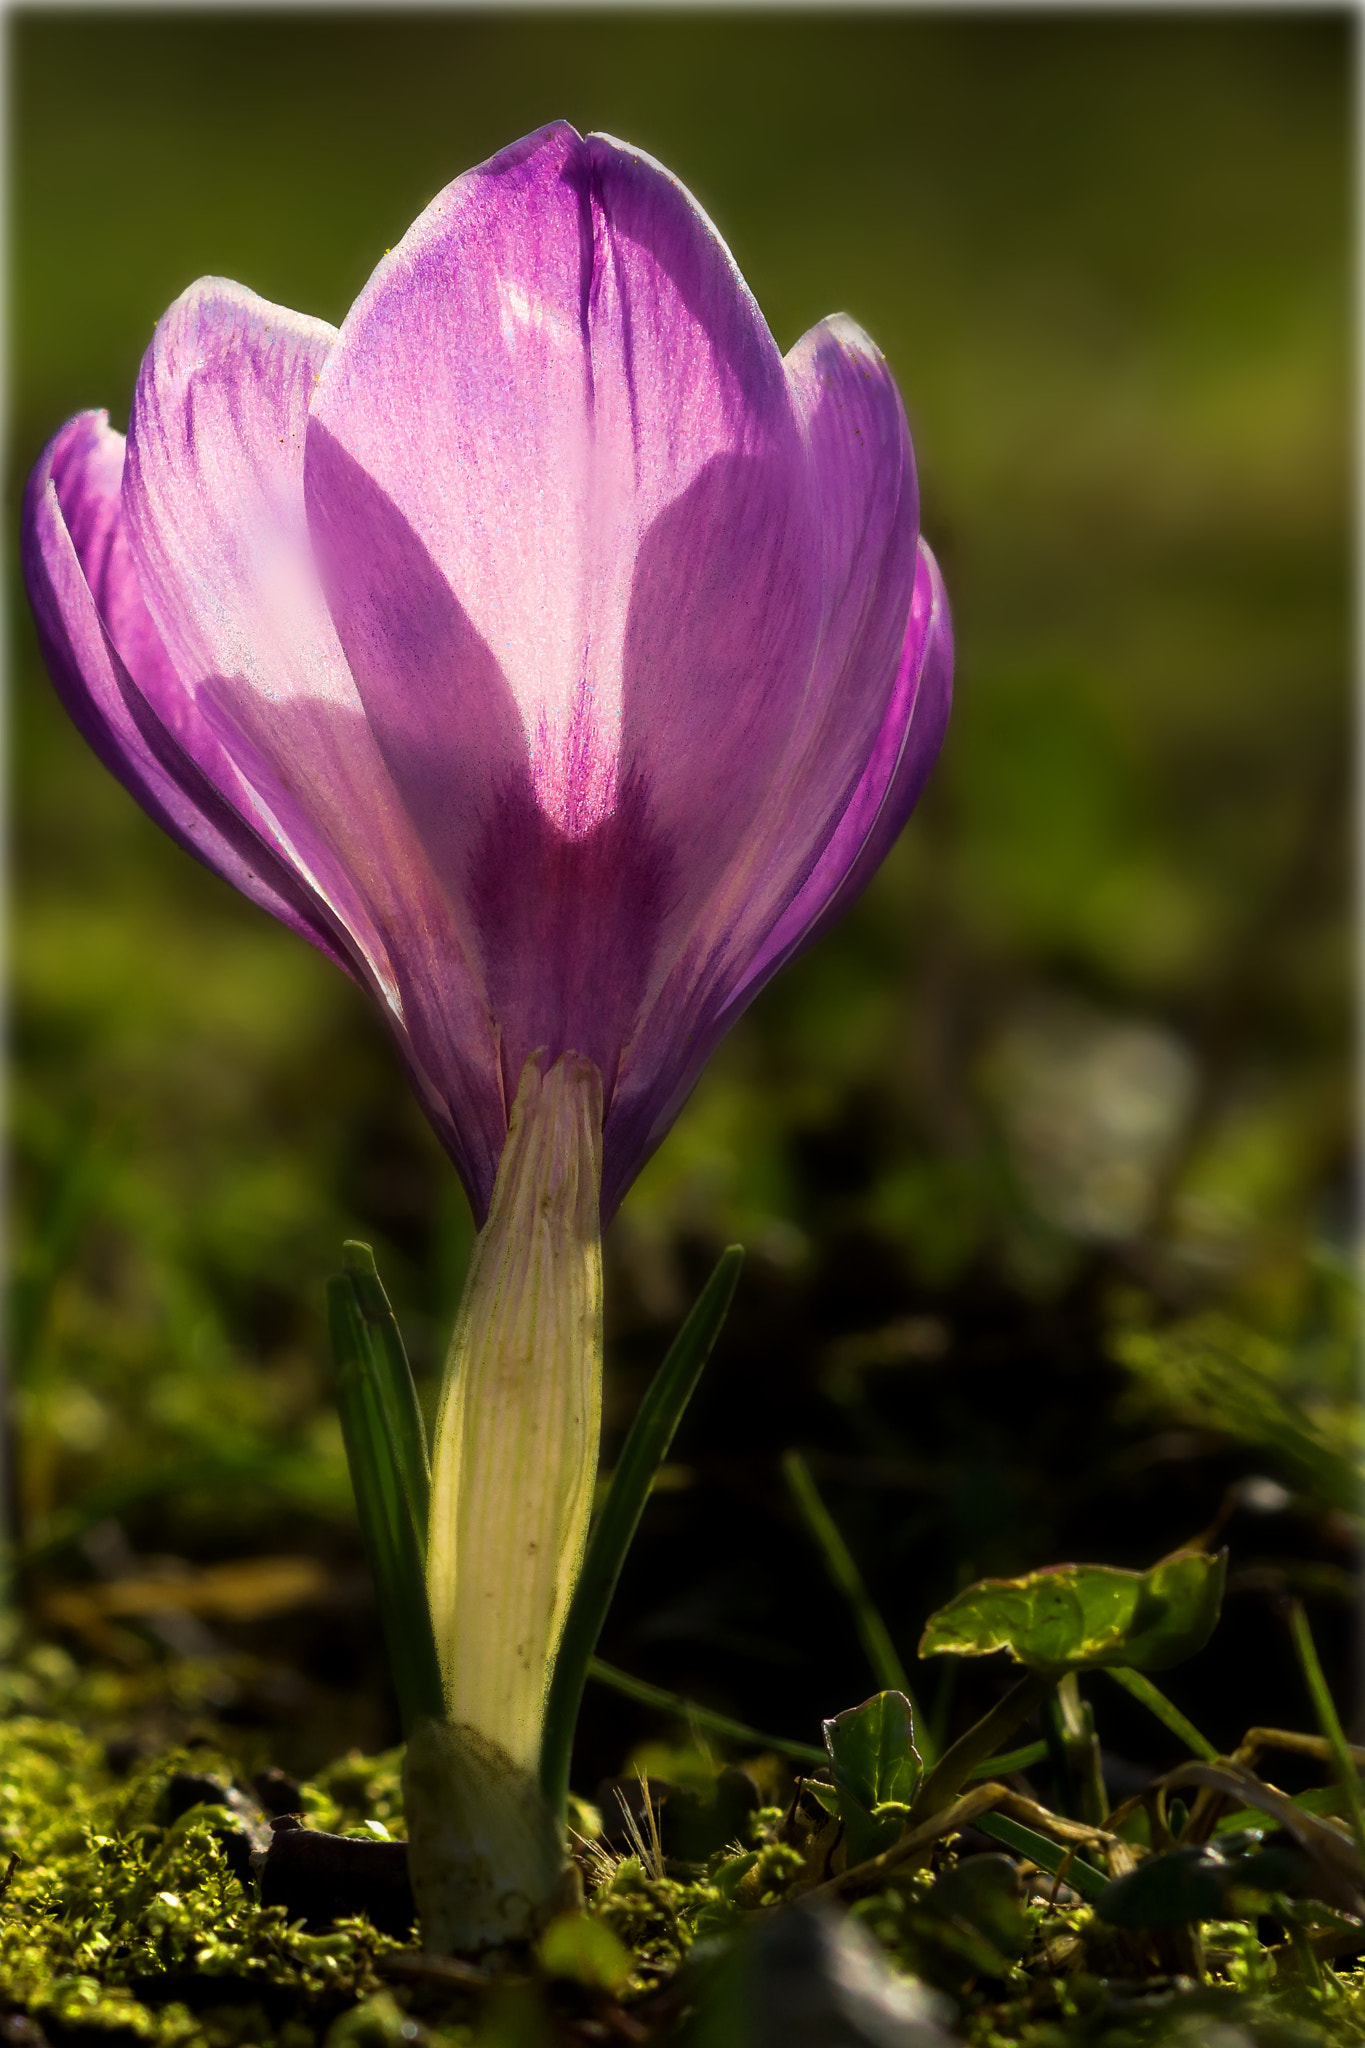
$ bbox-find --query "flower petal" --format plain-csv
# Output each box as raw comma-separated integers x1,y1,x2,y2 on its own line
21,411,350,962
602,540,951,1219
726,537,954,998
595,323,933,1215
120,280,508,1209
308,123,825,1104
312,122,817,838
651,313,923,1007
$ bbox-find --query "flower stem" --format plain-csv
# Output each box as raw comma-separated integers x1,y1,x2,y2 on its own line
426,1051,604,1772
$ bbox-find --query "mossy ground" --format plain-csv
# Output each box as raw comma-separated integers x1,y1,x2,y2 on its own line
2,1645,1362,2048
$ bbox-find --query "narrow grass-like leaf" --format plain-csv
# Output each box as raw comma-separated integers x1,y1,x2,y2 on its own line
1287,1598,1365,1864
539,1247,744,1819
782,1449,934,1764
972,1813,1109,1901
328,1270,442,1731
968,1739,1050,1781
341,1240,430,1549
584,1655,826,1767
1102,1666,1218,1761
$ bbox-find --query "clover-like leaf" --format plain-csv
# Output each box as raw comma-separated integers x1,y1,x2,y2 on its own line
917,1551,1227,1673
820,1692,922,1868
823,1691,923,1812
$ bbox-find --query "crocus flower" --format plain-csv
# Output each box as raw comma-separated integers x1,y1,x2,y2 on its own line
23,121,952,1952
24,120,951,1229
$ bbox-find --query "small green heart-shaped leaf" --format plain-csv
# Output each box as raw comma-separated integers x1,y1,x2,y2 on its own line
917,1551,1226,1673
823,1691,923,1811
821,1691,923,1868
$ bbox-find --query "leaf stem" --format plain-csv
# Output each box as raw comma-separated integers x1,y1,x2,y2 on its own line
911,1671,1055,1821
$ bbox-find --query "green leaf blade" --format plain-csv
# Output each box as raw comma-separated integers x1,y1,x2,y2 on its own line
971,1813,1109,1902
539,1246,744,1822
328,1269,443,1732
584,1657,825,1767
341,1239,430,1549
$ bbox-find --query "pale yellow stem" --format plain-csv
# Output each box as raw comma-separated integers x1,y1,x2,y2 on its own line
425,1049,604,1771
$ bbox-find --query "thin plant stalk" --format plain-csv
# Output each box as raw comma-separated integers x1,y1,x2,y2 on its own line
1287,1598,1365,1863
586,1656,827,1768
540,1247,744,1817
1103,1666,1219,1762
912,1671,1056,1822
969,1739,1049,1780
583,1660,1048,1783
782,1447,933,1762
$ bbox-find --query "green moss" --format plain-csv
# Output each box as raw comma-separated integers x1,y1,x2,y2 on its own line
3,1672,1363,2046
0,1713,402,2048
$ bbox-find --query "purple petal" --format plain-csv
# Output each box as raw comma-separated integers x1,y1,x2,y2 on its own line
601,539,951,1219
660,313,923,999
309,122,831,1116
22,411,353,963
726,537,954,997
595,320,934,1214
121,282,508,1210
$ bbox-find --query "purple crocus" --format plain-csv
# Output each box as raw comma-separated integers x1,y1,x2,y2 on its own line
24,121,952,1226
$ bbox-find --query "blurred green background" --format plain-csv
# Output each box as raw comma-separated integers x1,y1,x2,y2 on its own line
7,13,1356,1772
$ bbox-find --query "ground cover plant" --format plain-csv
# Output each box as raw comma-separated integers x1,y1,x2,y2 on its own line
7,13,1355,2047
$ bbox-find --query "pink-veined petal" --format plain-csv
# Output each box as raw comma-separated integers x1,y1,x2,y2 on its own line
307,123,825,1108
122,280,508,1209
22,411,353,965
601,541,951,1219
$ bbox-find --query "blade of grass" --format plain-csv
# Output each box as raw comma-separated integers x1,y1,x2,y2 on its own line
328,1270,442,1732
1102,1666,1219,1761
539,1247,745,1820
13,1444,332,1570
586,1656,826,1767
781,1448,933,1764
1214,1783,1350,1832
969,1739,1050,1781
340,1241,430,1550
971,1812,1109,1901
1287,1598,1365,1864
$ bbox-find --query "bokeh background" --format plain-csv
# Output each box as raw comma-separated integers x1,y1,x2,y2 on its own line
8,13,1356,1784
